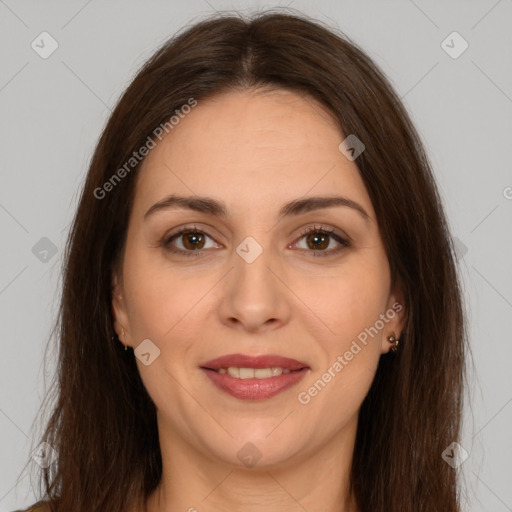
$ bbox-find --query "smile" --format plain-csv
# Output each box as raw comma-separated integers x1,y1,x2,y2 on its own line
217,367,291,378
200,353,310,400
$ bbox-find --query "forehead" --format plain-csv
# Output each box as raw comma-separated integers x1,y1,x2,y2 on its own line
132,88,374,221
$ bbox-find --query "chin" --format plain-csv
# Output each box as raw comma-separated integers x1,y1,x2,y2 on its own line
206,431,306,470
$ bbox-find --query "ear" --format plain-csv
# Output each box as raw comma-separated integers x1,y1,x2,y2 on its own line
111,268,131,348
381,278,408,354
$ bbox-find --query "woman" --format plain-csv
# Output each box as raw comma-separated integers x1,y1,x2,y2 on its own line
16,9,467,512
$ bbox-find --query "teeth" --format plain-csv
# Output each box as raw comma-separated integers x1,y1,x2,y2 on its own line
255,368,272,379
220,367,292,379
227,367,240,378
239,367,254,379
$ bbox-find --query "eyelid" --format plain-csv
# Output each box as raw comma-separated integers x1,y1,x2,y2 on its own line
161,223,350,257
289,224,350,257
293,224,351,245
161,224,220,256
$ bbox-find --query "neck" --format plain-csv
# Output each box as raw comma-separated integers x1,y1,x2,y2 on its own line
146,415,360,512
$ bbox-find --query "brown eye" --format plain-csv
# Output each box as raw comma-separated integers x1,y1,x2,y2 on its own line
179,231,206,250
162,226,220,257
304,231,330,250
161,224,349,259
294,225,350,257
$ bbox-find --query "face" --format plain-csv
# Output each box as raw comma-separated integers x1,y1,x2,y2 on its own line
112,88,406,468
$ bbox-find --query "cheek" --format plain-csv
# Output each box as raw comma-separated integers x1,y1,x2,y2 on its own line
297,273,387,418
335,284,388,342
123,231,390,348
297,258,390,346
122,246,198,341
309,259,390,403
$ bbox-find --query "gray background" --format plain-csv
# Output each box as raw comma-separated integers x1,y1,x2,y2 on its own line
1,0,511,510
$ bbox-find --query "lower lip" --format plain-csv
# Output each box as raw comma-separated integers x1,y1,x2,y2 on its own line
201,368,309,400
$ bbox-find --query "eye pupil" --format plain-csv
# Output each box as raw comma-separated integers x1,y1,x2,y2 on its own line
307,233,329,250
165,226,346,258
183,232,204,250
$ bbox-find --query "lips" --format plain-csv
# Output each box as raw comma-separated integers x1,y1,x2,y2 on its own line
200,353,310,400
200,353,309,371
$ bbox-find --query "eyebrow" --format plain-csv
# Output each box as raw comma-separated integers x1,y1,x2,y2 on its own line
144,194,371,224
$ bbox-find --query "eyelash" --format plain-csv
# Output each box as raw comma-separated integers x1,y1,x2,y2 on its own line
161,224,350,258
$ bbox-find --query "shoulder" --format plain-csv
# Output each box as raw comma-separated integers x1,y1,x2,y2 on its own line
11,500,51,512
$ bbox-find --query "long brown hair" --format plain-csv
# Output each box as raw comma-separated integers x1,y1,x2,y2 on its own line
16,9,468,512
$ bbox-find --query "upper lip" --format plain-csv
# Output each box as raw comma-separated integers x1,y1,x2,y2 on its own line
200,353,309,371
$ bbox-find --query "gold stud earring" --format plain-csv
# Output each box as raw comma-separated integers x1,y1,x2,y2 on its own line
121,328,128,351
388,334,399,353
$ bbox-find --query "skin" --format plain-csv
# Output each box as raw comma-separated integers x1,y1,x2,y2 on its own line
112,88,406,512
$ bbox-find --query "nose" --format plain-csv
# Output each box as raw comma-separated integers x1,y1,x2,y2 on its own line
217,239,291,333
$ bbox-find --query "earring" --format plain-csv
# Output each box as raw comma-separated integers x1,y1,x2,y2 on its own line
121,328,128,351
388,334,399,353
113,327,128,350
